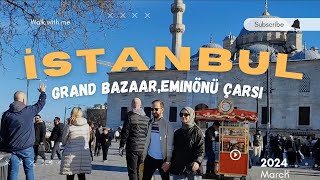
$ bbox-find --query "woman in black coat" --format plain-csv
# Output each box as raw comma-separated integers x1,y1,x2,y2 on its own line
170,107,204,180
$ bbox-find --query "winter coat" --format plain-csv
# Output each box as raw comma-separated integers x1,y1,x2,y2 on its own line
101,133,112,146
285,139,297,152
120,109,150,152
170,126,205,175
143,117,174,162
60,117,91,175
253,133,263,147
95,127,102,145
205,126,215,154
0,93,46,151
50,123,64,142
34,121,46,145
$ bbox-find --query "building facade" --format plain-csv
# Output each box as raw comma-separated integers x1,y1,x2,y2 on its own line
106,0,320,135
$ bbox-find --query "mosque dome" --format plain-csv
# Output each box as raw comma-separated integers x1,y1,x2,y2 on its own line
246,44,277,53
224,34,236,41
201,42,223,49
233,44,278,63
190,43,223,61
190,36,223,62
236,1,287,50
238,15,279,37
290,49,320,60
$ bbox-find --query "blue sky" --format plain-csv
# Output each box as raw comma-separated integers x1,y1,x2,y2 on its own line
1,0,320,123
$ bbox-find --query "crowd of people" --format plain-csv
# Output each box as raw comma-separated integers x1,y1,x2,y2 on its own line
0,90,205,180
203,124,320,178
253,132,320,169
1,85,320,180
119,98,204,180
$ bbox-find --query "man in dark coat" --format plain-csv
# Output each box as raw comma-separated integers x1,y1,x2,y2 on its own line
0,84,46,180
204,122,219,177
50,117,64,161
274,134,284,161
34,114,49,164
120,97,150,180
95,124,102,156
285,135,297,166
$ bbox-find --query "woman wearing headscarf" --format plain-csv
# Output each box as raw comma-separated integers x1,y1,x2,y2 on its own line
170,107,205,180
60,107,92,180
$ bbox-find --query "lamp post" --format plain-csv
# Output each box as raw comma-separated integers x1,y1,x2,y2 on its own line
266,48,276,158
256,83,259,130
63,106,72,125
266,59,271,158
16,77,40,101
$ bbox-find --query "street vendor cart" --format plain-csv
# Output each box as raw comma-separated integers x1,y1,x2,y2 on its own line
195,99,258,180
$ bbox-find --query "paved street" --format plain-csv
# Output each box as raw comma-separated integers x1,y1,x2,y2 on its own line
15,142,320,180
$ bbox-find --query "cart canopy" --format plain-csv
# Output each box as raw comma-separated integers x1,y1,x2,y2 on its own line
195,109,258,123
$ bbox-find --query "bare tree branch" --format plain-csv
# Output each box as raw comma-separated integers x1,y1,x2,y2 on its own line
0,0,129,69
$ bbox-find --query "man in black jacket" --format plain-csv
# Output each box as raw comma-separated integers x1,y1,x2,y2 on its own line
50,117,64,161
120,97,150,180
204,122,220,176
0,84,46,180
285,135,297,166
34,114,50,164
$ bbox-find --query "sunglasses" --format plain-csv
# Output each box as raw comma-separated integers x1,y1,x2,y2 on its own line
179,113,190,117
151,108,160,112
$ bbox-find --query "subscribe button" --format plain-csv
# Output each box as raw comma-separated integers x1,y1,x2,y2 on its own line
244,18,320,31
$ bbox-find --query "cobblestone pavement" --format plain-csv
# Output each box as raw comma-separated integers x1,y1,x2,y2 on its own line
14,142,320,180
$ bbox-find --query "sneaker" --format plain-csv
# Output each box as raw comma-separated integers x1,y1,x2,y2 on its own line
56,160,61,164
45,160,53,164
103,160,108,163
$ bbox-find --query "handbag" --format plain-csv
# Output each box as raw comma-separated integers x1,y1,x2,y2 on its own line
38,143,46,152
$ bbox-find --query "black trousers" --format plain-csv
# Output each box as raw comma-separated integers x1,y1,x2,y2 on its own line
288,151,297,165
89,141,93,160
51,141,61,160
34,145,46,163
126,150,143,180
95,143,101,156
274,150,283,162
206,151,215,174
66,174,85,180
102,144,110,160
142,155,169,180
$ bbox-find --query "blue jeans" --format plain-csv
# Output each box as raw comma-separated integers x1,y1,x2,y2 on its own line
8,146,34,180
172,174,202,180
206,151,215,174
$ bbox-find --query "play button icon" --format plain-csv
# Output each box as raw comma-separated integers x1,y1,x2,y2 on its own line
230,149,241,161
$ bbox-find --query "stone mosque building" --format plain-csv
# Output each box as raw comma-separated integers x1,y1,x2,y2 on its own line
106,0,320,135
